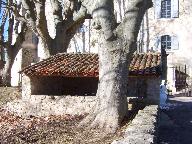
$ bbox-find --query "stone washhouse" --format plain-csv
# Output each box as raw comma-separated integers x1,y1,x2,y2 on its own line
20,52,162,104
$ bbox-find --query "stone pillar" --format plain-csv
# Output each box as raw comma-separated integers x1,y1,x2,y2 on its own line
161,48,168,81
22,74,31,100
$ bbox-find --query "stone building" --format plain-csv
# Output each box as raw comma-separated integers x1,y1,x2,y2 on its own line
10,0,192,94
137,0,192,93
20,52,162,104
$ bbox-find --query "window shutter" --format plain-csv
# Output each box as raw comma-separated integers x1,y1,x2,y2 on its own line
155,0,161,19
155,36,161,51
171,0,179,18
172,35,179,50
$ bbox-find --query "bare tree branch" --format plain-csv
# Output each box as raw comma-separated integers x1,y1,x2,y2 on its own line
0,8,8,45
50,0,63,24
21,0,37,33
63,0,77,20
116,0,153,53
34,0,51,51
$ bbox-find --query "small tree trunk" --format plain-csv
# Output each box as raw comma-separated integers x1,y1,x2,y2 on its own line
2,57,13,86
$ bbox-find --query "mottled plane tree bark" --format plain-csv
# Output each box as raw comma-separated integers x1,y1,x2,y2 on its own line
0,0,88,85
0,0,26,86
17,0,87,57
79,0,153,133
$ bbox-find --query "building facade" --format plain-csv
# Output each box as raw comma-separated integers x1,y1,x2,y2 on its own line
137,0,192,93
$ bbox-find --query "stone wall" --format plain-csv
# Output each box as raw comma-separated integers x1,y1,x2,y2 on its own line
22,74,32,100
147,78,161,104
112,105,159,144
127,76,160,104
6,95,97,117
20,74,160,117
22,75,160,104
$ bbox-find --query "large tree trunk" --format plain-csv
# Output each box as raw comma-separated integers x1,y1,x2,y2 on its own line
50,27,76,55
80,0,152,133
92,39,130,132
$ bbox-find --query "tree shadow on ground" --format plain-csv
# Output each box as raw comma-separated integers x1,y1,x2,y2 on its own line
158,96,192,144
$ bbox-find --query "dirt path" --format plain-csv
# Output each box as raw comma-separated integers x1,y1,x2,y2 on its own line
158,96,192,144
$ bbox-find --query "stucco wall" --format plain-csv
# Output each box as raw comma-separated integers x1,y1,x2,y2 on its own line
141,0,192,58
11,49,22,86
147,77,161,104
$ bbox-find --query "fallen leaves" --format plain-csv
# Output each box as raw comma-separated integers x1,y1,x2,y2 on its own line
0,87,129,143
0,108,86,143
0,108,124,143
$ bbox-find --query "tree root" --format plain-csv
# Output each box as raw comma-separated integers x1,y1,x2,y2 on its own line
78,107,120,134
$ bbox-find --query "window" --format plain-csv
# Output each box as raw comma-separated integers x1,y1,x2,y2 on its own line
155,35,179,51
161,0,171,18
161,35,171,49
155,0,179,19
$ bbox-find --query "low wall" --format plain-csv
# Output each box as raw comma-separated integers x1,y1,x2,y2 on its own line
112,105,159,144
5,97,160,143
6,95,97,117
22,75,160,104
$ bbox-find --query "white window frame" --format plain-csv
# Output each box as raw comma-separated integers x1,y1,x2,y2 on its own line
161,35,171,50
155,0,179,19
155,35,179,51
161,0,171,18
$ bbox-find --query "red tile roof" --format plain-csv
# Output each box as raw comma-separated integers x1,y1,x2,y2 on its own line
20,53,161,77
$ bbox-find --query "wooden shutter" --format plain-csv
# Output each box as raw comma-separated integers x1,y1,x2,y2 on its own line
155,0,162,19
154,36,161,51
172,35,179,50
171,0,179,18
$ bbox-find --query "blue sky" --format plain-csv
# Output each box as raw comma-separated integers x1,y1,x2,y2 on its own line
0,0,9,41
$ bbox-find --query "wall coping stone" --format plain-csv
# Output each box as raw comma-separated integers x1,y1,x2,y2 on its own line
112,105,159,144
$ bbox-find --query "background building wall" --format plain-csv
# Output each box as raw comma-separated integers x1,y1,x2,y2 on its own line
138,0,192,92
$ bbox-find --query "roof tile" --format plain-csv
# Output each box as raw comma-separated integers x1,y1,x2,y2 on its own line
20,53,161,77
